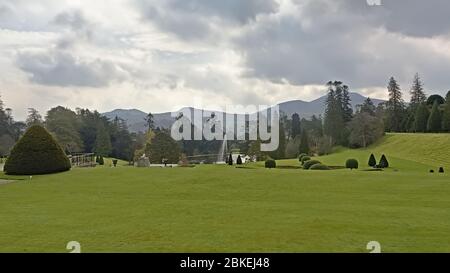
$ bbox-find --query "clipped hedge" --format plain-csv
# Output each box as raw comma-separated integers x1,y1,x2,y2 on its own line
298,153,308,162
4,125,71,175
303,160,321,170
346,159,359,170
310,163,331,170
301,156,311,165
265,159,276,169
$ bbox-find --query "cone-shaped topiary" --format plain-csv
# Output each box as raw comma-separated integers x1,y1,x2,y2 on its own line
228,154,233,166
4,125,71,175
368,154,377,167
236,155,243,165
379,154,389,168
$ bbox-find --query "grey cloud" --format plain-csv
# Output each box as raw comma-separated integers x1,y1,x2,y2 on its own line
135,0,279,40
17,51,127,87
53,10,89,31
234,0,450,93
294,0,450,38
380,0,450,37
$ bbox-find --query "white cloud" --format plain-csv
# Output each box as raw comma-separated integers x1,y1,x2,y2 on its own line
0,0,450,121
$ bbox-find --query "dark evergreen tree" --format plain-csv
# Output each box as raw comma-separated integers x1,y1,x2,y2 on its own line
442,91,450,132
228,154,233,166
45,106,84,154
368,154,377,167
94,123,112,157
410,73,427,108
342,85,353,122
291,113,301,139
414,103,429,132
427,101,442,132
145,112,155,131
298,129,309,155
386,77,405,132
146,129,181,164
25,108,43,127
427,94,445,106
324,82,345,144
360,98,376,116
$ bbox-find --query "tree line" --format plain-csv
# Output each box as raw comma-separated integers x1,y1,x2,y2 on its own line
1,73,449,162
258,74,450,160
0,99,137,161
384,74,450,133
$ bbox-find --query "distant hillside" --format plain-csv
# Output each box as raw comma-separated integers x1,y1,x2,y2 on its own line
368,133,450,169
103,92,385,133
278,92,384,118
316,133,450,170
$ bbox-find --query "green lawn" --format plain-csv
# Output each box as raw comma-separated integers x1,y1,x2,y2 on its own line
0,134,449,253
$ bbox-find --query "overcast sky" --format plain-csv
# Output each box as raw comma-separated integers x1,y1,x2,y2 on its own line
1,0,450,120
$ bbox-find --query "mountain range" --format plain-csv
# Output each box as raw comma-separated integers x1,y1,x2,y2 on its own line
103,92,385,133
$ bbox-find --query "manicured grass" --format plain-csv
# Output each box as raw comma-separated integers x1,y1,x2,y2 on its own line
0,134,449,253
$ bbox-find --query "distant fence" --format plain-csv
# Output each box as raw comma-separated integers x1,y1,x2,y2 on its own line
186,154,222,164
69,153,96,168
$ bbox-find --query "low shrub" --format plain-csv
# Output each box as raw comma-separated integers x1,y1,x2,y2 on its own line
346,159,359,170
309,163,331,170
430,169,435,173
112,159,118,167
303,160,321,170
265,159,276,169
301,156,311,165
298,153,308,162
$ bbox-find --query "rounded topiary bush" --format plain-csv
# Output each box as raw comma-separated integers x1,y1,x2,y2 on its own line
4,125,71,175
265,159,276,169
303,160,321,170
346,159,359,170
298,153,308,162
310,163,331,170
301,156,311,165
